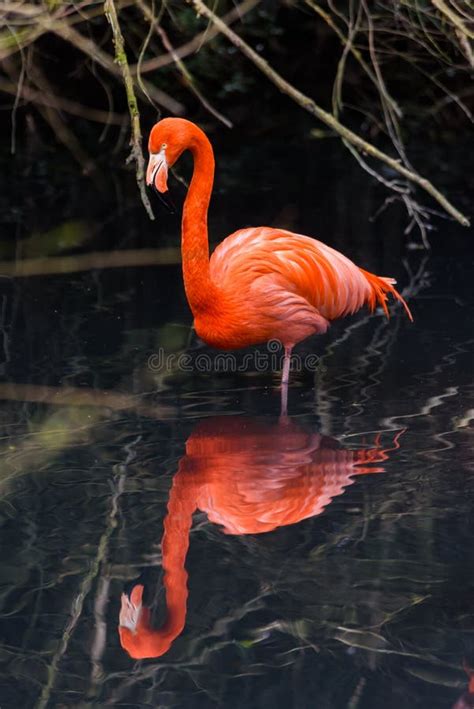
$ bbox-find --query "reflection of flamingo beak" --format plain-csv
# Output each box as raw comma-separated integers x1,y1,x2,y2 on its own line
119,584,144,631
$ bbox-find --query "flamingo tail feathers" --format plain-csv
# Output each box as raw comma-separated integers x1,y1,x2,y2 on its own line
360,269,413,322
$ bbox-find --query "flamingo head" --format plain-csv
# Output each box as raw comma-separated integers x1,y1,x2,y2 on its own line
147,117,185,194
118,583,176,660
119,583,146,631
118,584,155,659
147,117,211,195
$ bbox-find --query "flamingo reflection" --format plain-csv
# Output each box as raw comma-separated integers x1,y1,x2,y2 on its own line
453,662,474,708
119,416,402,659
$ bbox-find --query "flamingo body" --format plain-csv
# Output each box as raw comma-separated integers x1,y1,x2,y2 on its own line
146,118,412,361
178,416,386,534
205,226,403,350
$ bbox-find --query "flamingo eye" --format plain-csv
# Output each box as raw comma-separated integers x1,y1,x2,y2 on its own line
162,143,167,150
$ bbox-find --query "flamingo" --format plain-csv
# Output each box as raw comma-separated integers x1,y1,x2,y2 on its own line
118,415,402,659
146,118,413,411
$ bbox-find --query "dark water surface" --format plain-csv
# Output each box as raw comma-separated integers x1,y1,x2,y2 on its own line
0,134,473,708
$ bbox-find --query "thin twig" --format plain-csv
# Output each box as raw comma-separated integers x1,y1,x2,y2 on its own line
0,76,128,126
431,0,474,39
0,76,127,125
28,59,97,176
49,21,184,114
135,0,163,110
0,1,133,61
138,0,232,128
327,3,409,196
361,0,410,167
455,27,474,67
306,0,402,119
131,0,260,74
4,26,27,154
0,382,175,420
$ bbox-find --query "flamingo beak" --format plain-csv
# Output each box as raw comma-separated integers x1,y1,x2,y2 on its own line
146,149,176,213
119,584,144,631
146,149,168,194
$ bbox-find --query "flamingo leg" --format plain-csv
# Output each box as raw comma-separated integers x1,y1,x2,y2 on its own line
280,346,292,416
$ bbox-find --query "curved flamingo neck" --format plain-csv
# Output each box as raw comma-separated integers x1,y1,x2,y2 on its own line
181,129,217,314
158,472,195,642
123,470,196,659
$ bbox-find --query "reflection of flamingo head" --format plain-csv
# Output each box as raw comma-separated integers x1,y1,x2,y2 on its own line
118,584,178,660
119,584,145,632
452,664,474,708
453,693,474,709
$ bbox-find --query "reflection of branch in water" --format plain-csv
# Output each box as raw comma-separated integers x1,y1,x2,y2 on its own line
0,382,174,494
0,406,98,495
0,381,173,417
333,625,458,667
0,292,11,370
90,575,111,688
380,338,473,451
314,256,429,434
36,436,139,709
88,436,141,700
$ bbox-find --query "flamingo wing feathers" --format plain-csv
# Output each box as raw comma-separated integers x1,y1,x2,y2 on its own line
210,227,411,323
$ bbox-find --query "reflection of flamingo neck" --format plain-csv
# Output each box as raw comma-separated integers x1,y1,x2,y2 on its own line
160,471,195,639
119,470,196,659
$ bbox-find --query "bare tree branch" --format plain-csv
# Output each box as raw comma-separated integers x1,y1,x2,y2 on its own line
188,0,469,227
431,0,474,39
131,0,260,74
137,0,232,127
104,0,154,219
0,76,127,125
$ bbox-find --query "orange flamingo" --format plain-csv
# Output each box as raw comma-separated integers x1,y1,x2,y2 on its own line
118,416,403,659
146,118,413,411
